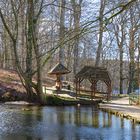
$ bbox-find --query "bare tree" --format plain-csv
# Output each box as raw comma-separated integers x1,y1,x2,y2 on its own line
0,0,44,101
127,4,140,94
113,14,126,94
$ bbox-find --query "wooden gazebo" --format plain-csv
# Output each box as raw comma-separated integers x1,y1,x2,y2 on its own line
75,66,111,100
48,63,70,90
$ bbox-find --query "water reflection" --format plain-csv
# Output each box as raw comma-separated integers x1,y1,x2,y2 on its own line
0,105,140,140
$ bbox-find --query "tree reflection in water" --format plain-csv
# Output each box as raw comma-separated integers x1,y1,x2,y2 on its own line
0,105,140,140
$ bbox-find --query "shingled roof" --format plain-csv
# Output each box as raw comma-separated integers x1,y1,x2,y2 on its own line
48,63,70,75
75,66,111,81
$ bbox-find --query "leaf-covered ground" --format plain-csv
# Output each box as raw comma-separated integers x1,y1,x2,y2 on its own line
0,69,55,101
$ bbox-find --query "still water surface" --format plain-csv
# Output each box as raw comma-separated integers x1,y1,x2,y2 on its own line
0,105,140,140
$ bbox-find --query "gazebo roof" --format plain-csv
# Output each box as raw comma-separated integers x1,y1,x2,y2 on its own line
75,66,111,82
48,63,70,75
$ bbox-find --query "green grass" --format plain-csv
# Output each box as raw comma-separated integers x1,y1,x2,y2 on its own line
41,94,77,105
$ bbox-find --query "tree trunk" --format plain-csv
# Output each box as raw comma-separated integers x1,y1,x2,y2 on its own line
72,0,82,75
119,46,123,94
95,0,106,67
127,30,135,94
20,0,26,70
59,0,65,64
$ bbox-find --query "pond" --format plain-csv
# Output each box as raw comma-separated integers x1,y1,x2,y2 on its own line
0,105,140,140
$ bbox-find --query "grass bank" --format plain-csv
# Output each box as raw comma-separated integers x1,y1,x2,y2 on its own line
41,94,102,106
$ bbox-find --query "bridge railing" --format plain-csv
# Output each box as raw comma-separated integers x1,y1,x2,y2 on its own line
129,92,140,105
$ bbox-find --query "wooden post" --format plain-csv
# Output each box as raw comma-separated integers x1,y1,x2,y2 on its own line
89,79,93,100
76,79,78,99
108,82,112,101
45,86,47,94
106,81,111,101
90,80,96,100
92,83,93,100
90,81,95,100
94,81,97,98
78,79,80,97
55,74,62,92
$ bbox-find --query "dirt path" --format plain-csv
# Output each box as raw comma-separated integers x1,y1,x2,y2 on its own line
100,97,140,122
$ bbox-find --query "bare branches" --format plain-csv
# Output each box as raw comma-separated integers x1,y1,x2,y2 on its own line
0,8,15,42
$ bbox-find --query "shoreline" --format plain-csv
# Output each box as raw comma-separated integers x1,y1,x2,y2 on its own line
0,98,102,106
2,96,140,124
99,97,140,124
